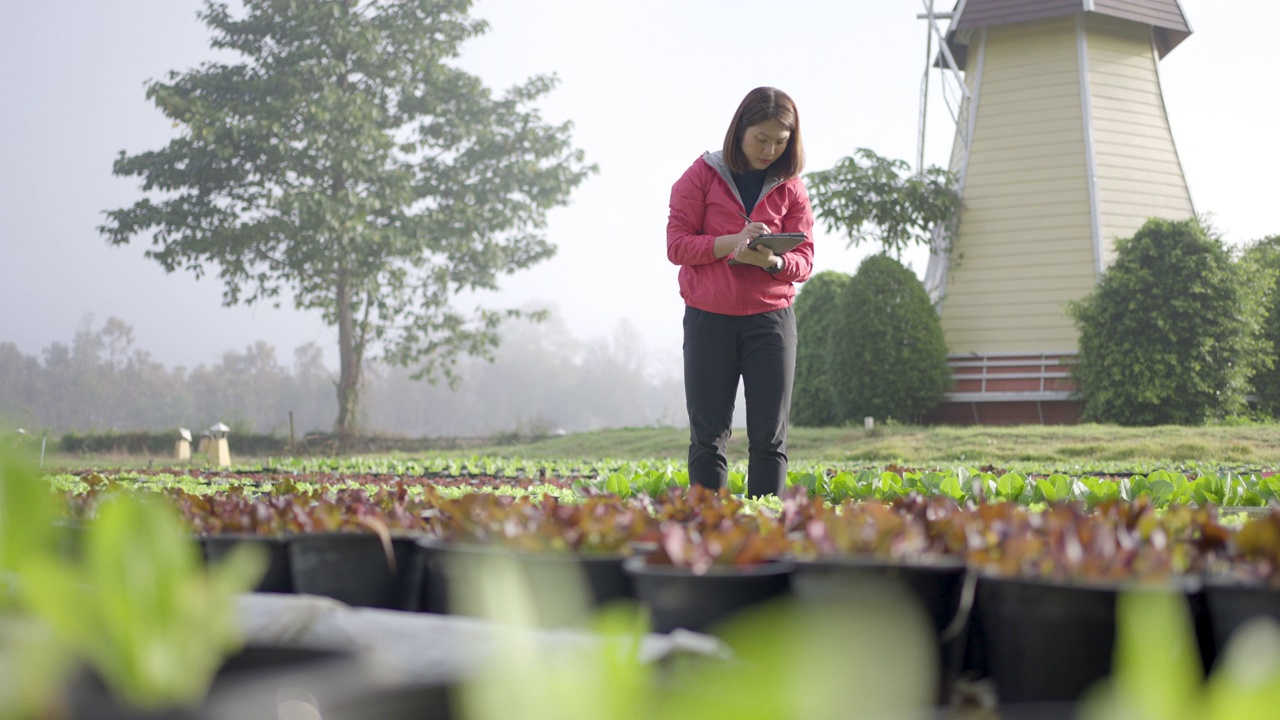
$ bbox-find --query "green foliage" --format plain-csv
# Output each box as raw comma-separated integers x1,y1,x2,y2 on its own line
0,449,67,719
21,495,266,711
99,0,594,435
574,464,1274,509
453,565,932,720
0,616,66,720
659,599,935,720
791,271,851,427
805,148,960,258
1079,591,1204,720
1081,591,1280,720
0,452,57,585
1069,218,1268,425
828,255,950,425
1242,235,1280,417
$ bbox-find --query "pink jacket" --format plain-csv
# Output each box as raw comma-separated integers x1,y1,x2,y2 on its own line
666,151,815,316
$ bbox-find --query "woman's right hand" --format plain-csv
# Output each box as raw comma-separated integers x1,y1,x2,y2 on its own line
739,221,770,243
713,221,771,259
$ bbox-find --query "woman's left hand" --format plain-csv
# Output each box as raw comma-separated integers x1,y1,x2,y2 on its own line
732,239,780,269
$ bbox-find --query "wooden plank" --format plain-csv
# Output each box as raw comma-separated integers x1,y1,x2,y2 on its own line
951,212,1091,235
950,237,1095,257
1094,172,1193,195
943,333,1082,356
979,82,1086,105
1090,107,1169,131
944,283,1093,304
1092,0,1191,32
957,0,1083,30
947,236,1095,256
956,0,1189,34
1095,190,1193,212
958,187,1091,208
962,141,1088,164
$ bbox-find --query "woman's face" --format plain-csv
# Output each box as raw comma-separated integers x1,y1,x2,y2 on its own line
740,118,791,171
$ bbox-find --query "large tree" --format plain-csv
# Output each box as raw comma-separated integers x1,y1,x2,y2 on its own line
101,0,594,437
805,148,959,258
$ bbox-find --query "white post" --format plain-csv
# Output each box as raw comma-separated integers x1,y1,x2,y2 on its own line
864,416,875,430
207,422,231,467
175,427,192,462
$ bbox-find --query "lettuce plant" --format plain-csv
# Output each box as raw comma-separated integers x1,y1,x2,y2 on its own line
422,491,656,554
793,494,967,563
21,495,266,711
964,499,1228,584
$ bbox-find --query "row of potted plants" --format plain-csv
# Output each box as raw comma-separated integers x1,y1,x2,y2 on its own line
54,476,1280,707
57,461,1280,509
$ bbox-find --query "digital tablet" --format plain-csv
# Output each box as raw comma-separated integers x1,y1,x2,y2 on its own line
747,232,807,254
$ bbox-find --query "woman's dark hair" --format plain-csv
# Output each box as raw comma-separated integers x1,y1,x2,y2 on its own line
722,87,805,178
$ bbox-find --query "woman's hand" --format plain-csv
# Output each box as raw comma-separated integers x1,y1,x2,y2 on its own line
732,223,781,270
738,221,770,244
732,240,780,269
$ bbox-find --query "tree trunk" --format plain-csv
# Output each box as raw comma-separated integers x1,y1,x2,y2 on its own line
334,274,360,441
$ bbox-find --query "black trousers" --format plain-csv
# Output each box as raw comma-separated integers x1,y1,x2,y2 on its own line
683,305,797,497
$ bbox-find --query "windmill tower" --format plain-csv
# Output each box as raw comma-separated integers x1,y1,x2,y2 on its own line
921,0,1195,424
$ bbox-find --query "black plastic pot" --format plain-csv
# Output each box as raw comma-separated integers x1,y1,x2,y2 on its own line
413,539,634,625
201,534,293,593
971,576,1202,705
415,537,451,614
523,550,634,607
288,532,419,609
791,555,970,703
623,556,795,634
320,681,456,720
1203,580,1280,665
392,536,428,611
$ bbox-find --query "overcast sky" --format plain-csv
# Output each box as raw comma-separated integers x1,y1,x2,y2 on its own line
2,0,1275,374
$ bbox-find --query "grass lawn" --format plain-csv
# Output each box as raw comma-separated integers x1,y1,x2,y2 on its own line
41,423,1279,474
444,424,1280,469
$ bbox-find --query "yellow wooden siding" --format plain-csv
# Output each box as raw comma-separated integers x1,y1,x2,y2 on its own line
951,240,1095,264
940,15,1093,355
1085,13,1193,268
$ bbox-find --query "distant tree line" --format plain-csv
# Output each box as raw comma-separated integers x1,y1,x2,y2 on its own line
0,316,684,438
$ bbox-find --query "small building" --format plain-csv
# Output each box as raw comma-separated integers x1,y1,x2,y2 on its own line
923,0,1195,424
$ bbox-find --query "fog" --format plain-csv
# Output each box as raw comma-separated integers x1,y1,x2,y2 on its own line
0,313,717,437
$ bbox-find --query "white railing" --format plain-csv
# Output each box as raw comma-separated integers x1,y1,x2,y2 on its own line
944,352,1075,403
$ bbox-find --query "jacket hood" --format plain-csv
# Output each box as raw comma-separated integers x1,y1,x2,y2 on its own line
701,150,787,212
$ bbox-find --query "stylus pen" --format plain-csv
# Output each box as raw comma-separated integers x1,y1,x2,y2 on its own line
740,211,771,238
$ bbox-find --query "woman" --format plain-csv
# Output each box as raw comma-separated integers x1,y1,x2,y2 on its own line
666,86,815,497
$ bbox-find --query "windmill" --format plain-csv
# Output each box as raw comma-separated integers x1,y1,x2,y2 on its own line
918,0,1195,424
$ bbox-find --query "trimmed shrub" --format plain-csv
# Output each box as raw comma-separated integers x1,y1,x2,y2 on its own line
1243,235,1280,417
829,254,950,424
1068,218,1267,425
791,271,851,426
